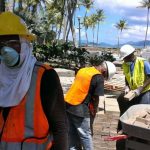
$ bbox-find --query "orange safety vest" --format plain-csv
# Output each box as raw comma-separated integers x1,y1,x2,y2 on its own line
65,67,101,105
0,62,53,150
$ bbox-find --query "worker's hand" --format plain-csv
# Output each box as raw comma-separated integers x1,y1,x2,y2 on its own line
133,86,143,96
124,86,130,94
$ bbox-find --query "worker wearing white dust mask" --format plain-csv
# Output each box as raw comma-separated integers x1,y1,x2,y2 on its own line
0,12,68,150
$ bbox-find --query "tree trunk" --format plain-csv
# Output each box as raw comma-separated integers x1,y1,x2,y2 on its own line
66,0,77,47
144,8,150,48
93,26,94,47
85,29,88,46
117,30,121,56
0,0,5,12
84,9,88,46
97,22,100,47
62,1,68,42
58,0,66,40
13,0,16,12
63,16,69,42
18,0,23,11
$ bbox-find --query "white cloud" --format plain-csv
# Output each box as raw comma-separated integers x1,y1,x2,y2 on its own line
94,0,142,9
92,0,148,44
74,0,149,44
94,0,144,21
129,16,146,22
121,25,150,42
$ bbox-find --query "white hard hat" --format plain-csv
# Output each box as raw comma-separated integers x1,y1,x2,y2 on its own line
104,61,116,80
120,44,135,60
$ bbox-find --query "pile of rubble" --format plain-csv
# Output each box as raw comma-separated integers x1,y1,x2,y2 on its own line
104,73,125,92
125,109,150,128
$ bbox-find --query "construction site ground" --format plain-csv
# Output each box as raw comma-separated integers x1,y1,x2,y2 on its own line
55,67,125,150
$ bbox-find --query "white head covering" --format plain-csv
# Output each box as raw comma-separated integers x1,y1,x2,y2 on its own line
0,37,36,107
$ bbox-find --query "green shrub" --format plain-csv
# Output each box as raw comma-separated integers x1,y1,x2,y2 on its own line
33,42,116,70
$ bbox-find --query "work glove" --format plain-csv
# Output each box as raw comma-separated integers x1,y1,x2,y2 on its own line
124,86,130,94
133,86,143,96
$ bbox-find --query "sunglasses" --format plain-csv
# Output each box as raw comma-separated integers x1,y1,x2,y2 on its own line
0,40,20,53
0,40,20,47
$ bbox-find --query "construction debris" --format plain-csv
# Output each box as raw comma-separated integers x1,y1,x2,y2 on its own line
125,108,150,129
104,73,125,91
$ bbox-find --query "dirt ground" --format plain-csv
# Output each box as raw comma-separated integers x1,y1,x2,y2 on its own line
93,91,120,150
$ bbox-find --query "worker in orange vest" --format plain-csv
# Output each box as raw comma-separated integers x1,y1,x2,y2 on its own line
0,12,68,150
65,61,116,150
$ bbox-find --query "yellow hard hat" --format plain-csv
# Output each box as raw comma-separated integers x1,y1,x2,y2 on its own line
0,12,36,41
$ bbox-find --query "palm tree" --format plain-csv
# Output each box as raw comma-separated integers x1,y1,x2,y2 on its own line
83,16,91,45
66,0,78,46
90,14,97,47
96,9,105,46
83,0,93,46
78,0,93,7
115,19,128,49
138,0,150,48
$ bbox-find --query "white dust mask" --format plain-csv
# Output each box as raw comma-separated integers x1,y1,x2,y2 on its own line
1,46,19,67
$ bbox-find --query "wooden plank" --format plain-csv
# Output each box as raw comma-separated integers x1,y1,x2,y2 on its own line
124,91,136,101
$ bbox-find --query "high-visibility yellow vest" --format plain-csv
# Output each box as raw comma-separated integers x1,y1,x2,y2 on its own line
0,62,53,150
122,57,150,93
65,67,101,105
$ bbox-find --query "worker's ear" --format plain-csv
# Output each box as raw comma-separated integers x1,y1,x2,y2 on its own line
103,70,108,79
100,66,106,78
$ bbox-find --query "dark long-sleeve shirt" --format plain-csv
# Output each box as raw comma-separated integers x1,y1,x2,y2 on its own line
41,69,68,150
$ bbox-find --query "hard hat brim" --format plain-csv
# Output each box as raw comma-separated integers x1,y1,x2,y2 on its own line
120,55,125,60
120,44,135,60
0,33,36,41
120,51,135,60
21,34,36,41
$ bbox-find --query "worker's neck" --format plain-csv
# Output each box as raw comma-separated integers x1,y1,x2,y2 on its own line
94,65,102,72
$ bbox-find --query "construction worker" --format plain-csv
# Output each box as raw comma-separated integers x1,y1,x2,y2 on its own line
116,45,150,150
65,61,116,150
0,12,68,150
117,44,150,134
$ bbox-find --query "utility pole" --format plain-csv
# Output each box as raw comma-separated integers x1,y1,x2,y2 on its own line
78,16,81,47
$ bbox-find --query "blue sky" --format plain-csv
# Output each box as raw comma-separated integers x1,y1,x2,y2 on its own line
72,0,149,45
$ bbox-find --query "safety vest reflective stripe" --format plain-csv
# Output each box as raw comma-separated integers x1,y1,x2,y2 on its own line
65,67,101,105
123,57,150,93
0,62,53,150
0,136,53,150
